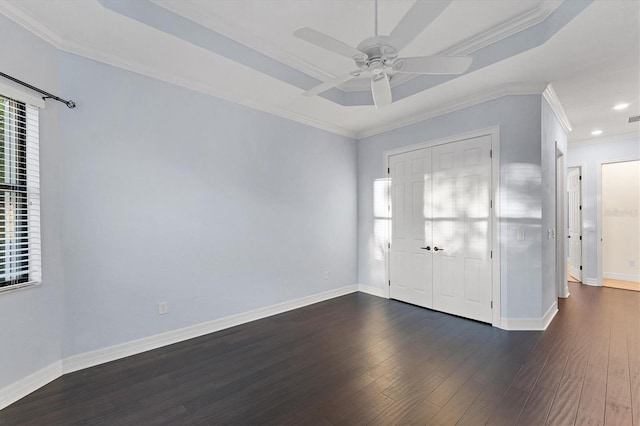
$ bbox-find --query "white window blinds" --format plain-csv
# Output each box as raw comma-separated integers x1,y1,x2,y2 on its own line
0,95,41,289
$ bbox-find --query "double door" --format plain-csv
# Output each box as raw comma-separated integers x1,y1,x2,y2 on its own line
388,136,492,323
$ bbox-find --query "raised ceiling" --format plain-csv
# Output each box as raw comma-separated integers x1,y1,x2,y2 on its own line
1,0,638,142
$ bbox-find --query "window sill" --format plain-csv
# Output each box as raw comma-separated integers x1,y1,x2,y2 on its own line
0,281,41,294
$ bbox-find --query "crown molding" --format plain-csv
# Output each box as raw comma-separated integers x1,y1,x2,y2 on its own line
441,0,564,56
356,82,549,140
0,2,356,139
0,1,62,47
543,83,573,133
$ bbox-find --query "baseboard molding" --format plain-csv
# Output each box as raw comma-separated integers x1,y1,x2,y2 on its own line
583,278,600,286
63,284,359,375
2,285,358,409
0,361,62,410
500,301,558,331
603,272,640,283
358,284,388,299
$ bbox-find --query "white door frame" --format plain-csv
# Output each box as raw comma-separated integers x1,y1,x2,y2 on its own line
556,145,569,298
597,158,640,286
383,126,501,327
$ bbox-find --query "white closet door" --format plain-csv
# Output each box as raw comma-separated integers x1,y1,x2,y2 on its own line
389,148,433,309
431,136,492,323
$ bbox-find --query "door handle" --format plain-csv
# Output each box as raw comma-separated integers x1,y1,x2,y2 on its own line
433,246,444,252
420,246,431,251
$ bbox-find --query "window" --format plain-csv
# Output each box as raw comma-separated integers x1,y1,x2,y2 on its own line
0,94,40,290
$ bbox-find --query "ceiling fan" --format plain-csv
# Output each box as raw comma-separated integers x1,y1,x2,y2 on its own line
293,0,472,108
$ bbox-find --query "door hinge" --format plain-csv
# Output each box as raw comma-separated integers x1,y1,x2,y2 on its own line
387,167,390,174
490,250,493,258
388,242,391,249
579,235,582,240
580,265,583,270
491,301,493,309
490,200,493,208
388,280,391,286
579,175,582,180
579,205,582,210
490,149,492,158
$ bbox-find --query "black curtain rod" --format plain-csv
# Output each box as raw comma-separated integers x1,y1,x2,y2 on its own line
0,71,76,109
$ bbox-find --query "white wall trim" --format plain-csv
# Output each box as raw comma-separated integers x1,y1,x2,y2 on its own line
62,284,358,375
1,285,358,409
499,301,558,331
603,273,640,283
357,83,547,139
543,84,573,134
0,361,62,410
583,278,600,286
358,284,388,299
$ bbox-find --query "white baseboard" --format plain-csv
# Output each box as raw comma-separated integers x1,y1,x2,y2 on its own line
358,284,388,299
583,278,600,286
499,301,558,331
603,272,640,283
0,361,62,410
63,284,359,374
2,284,359,409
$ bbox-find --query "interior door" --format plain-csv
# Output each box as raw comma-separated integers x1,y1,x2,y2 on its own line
431,136,492,323
389,148,433,308
567,167,582,281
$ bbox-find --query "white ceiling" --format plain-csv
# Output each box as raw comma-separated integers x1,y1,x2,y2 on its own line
1,0,638,142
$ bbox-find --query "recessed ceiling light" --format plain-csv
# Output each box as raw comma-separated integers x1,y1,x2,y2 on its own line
613,103,630,110
591,129,603,136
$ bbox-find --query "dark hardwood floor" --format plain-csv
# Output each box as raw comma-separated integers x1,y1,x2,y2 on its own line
1,281,638,425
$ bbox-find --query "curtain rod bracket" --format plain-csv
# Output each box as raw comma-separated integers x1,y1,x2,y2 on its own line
1,72,76,109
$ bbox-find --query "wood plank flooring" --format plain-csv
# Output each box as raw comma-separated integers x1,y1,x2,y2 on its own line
1,281,638,425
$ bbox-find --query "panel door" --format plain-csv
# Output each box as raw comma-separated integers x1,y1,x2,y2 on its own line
567,168,582,281
431,136,492,323
389,148,433,308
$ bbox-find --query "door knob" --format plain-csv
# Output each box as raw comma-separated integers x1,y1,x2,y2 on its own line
433,246,444,252
420,246,431,251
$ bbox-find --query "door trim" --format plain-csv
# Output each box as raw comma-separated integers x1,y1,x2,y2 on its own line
383,125,501,328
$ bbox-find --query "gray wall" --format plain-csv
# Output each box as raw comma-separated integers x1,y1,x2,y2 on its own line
567,137,640,283
541,98,568,311
357,95,545,319
0,15,65,389
58,53,358,357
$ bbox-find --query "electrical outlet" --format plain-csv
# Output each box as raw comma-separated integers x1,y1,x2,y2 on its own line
158,302,168,315
323,271,329,280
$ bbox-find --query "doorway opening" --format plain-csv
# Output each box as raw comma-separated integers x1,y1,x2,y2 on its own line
601,160,640,292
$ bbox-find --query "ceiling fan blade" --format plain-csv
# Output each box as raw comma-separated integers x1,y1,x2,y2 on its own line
389,0,452,52
304,72,358,97
393,56,473,74
371,73,392,108
294,27,364,59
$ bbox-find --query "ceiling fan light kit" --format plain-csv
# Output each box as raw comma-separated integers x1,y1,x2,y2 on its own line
294,0,473,108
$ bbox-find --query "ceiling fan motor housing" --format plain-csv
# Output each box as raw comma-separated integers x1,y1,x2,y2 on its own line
355,36,398,70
